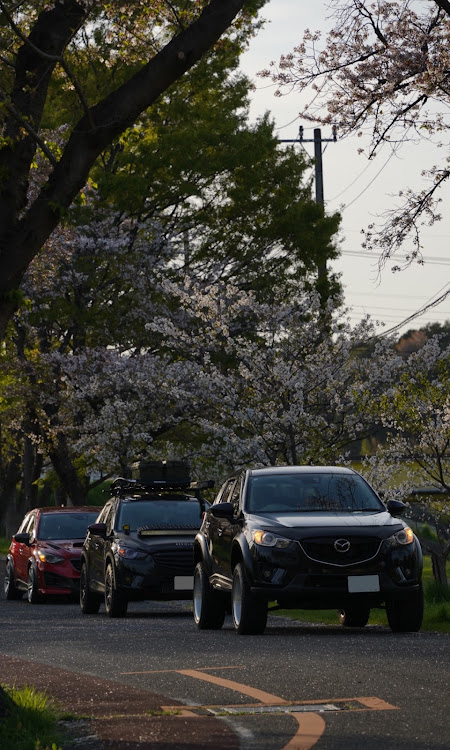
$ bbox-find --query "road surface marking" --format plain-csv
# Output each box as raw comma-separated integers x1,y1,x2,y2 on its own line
286,714,327,750
120,665,246,675
178,668,290,705
356,696,398,711
121,665,398,750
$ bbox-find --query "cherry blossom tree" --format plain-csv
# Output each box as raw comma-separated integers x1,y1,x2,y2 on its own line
262,0,450,268
146,278,404,474
365,336,450,582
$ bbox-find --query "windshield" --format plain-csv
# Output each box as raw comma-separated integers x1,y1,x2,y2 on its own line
246,473,383,514
117,498,204,532
38,512,99,541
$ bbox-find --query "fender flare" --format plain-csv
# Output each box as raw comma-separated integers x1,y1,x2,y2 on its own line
104,554,116,581
231,533,255,582
193,532,212,575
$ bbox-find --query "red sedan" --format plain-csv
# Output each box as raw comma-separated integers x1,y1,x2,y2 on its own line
5,506,100,603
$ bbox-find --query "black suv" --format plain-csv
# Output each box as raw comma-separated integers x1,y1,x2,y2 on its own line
80,462,211,617
193,466,423,634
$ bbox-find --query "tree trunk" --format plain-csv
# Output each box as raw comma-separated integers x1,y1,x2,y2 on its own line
0,454,22,536
431,552,448,585
48,431,89,506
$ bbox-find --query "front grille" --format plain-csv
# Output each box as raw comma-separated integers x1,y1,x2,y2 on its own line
299,537,382,567
152,548,194,574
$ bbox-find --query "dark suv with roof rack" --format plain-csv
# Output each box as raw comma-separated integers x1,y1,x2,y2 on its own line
80,461,211,617
193,466,423,635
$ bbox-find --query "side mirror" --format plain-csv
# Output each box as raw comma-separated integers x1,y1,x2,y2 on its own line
209,502,235,519
386,499,407,517
13,532,30,545
87,522,107,538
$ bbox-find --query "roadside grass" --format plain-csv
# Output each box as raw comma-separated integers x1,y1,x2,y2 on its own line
0,684,65,750
273,556,450,633
0,538,9,556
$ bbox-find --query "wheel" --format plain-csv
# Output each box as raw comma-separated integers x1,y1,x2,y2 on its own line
4,559,23,600
104,563,128,617
27,563,44,604
193,562,226,630
80,562,101,614
339,603,370,627
232,563,267,635
386,585,424,633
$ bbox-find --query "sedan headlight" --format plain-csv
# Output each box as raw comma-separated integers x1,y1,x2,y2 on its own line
117,546,148,560
387,527,414,547
37,551,65,564
252,530,292,549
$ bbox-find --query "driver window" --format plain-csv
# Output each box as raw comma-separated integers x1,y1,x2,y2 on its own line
27,514,37,542
104,503,116,534
97,502,111,524
18,513,32,533
229,477,242,515
215,479,236,505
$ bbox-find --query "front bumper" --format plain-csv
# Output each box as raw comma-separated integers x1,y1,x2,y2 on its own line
247,537,422,608
114,551,195,600
40,564,81,595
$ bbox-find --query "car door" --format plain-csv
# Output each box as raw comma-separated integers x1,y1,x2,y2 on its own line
208,479,236,577
15,512,36,585
213,475,244,582
89,501,115,592
219,475,245,580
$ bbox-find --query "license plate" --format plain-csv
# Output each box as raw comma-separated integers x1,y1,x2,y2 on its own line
347,575,380,593
174,575,194,590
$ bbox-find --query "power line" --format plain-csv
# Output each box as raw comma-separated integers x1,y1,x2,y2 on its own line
376,287,450,338
336,250,450,266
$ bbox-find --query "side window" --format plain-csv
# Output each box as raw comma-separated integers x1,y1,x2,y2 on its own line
97,502,113,526
220,479,237,505
104,502,116,534
213,480,233,505
27,514,37,542
18,513,32,533
229,476,243,514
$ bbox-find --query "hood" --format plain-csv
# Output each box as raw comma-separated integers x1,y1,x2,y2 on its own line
247,510,404,539
45,541,84,553
117,531,197,550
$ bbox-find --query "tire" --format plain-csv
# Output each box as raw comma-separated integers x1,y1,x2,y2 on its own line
4,559,23,600
339,603,370,627
80,562,101,614
193,562,226,630
232,563,267,635
386,584,424,633
27,563,44,604
104,563,128,617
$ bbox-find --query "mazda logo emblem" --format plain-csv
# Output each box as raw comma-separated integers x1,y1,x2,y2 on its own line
334,538,351,553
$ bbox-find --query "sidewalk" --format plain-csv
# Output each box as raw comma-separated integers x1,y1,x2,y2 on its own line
0,653,238,749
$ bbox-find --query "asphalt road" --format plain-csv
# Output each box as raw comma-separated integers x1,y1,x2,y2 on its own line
1,590,449,750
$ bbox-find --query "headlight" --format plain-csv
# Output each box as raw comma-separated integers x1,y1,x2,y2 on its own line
252,530,292,549
37,551,65,564
117,546,148,560
387,527,414,547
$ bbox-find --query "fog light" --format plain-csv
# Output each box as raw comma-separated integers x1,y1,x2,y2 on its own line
262,567,273,581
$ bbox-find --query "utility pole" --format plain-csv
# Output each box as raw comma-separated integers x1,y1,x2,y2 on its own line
279,125,337,307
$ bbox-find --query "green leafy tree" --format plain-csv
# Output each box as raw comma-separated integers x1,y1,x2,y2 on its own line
0,0,266,338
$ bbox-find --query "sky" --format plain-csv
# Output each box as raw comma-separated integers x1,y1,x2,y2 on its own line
239,0,450,337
